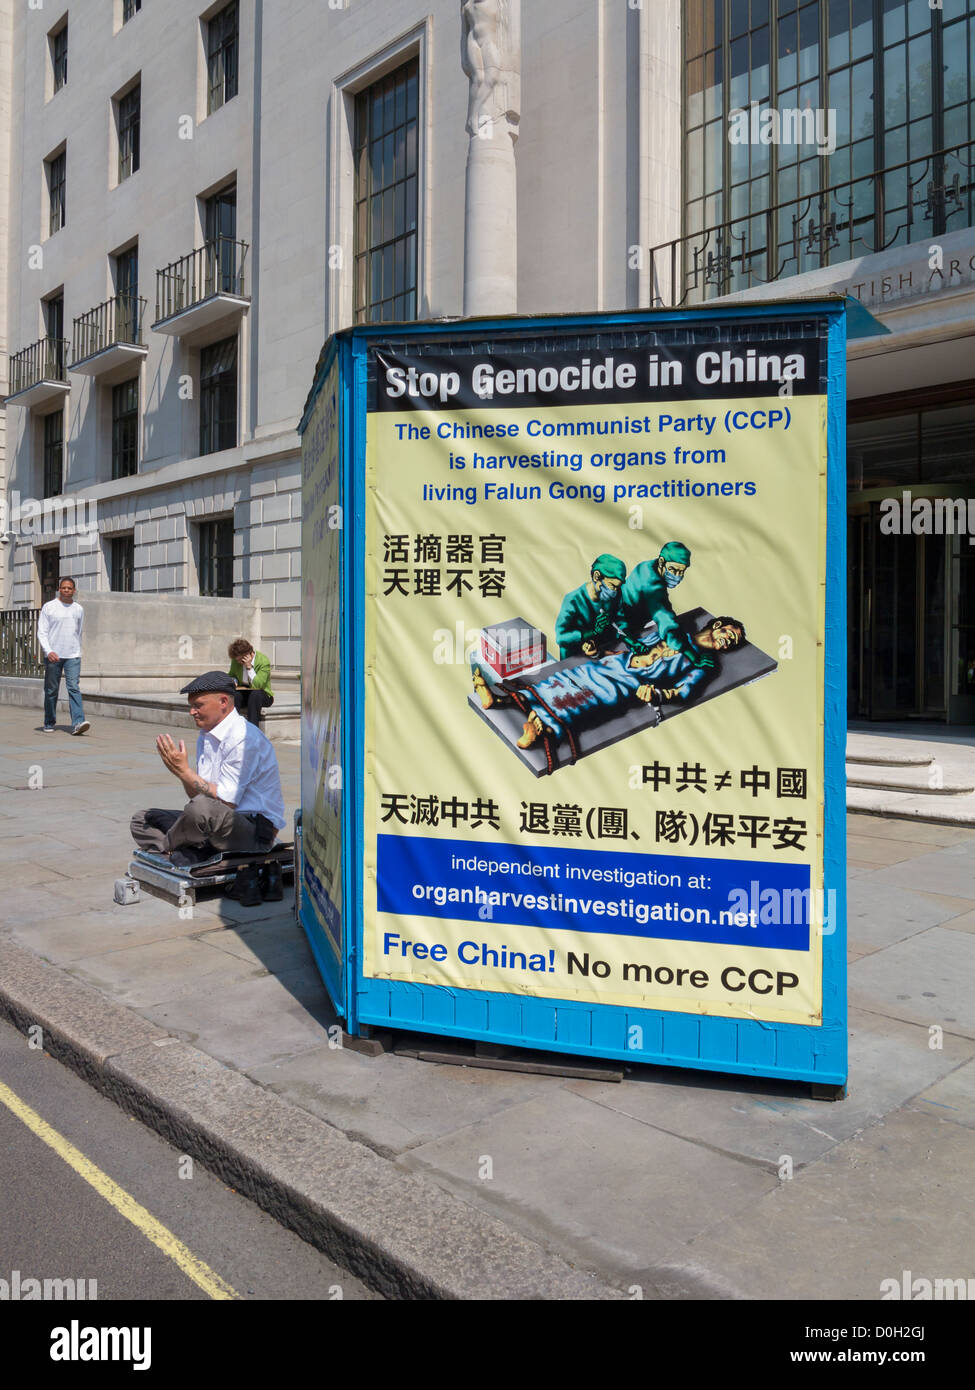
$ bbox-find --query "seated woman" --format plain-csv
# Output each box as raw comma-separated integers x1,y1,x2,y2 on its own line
473,618,744,766
228,639,274,726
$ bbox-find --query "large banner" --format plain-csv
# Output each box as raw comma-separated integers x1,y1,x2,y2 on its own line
362,322,830,1028
300,350,344,970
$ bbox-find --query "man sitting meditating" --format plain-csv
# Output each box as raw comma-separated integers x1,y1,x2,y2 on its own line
473,617,745,760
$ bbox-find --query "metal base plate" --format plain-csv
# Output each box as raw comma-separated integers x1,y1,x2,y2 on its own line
393,1034,624,1081
127,843,295,903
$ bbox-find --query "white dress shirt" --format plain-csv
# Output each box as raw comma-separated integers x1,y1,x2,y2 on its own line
195,708,286,829
37,599,85,659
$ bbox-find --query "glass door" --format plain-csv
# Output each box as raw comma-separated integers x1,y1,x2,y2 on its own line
850,505,948,720
920,531,947,718
204,186,237,294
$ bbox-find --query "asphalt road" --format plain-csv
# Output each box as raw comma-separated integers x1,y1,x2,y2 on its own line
0,1016,380,1301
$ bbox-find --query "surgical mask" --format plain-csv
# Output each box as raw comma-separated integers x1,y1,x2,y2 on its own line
593,580,615,602
663,571,683,589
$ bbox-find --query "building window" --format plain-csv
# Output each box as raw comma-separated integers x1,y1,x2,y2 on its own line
354,60,419,323
51,22,68,92
681,0,975,297
43,410,64,499
111,379,139,480
198,518,234,597
113,245,139,342
207,2,239,115
47,150,66,234
204,184,237,292
117,84,141,182
847,398,975,491
199,336,238,455
123,0,142,22
110,535,135,592
44,292,65,377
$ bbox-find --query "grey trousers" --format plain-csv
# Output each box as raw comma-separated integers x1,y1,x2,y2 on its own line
130,795,266,855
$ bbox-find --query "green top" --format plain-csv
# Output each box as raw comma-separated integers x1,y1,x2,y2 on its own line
555,583,620,659
618,560,693,659
229,650,274,700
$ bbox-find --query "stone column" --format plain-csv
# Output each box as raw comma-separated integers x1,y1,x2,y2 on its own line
461,0,521,317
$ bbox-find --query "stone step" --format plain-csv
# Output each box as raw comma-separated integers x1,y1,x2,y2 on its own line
846,736,933,768
847,784,975,824
846,760,975,796
845,751,933,767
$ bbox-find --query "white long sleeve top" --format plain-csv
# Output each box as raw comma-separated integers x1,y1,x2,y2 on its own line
37,599,85,659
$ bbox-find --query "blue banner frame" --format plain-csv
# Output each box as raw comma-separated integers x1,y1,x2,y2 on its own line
298,303,848,1086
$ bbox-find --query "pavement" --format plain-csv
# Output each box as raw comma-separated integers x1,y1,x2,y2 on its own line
2,704,975,1300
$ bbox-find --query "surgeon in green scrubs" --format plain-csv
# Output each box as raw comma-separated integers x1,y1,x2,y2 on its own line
618,541,714,669
554,553,628,659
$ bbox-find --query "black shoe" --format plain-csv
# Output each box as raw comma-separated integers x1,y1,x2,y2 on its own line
260,863,283,901
227,864,262,906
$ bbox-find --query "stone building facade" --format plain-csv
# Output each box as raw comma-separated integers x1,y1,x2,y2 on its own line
0,0,680,675
1,2,973,711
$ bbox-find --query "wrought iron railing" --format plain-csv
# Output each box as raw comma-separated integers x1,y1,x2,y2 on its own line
71,294,147,364
0,610,44,677
649,139,975,307
154,237,249,322
7,337,70,396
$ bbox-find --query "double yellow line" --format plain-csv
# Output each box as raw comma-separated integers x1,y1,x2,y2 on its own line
0,1078,239,1300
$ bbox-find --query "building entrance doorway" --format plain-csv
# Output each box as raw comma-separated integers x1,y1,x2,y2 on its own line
37,546,60,605
849,511,947,720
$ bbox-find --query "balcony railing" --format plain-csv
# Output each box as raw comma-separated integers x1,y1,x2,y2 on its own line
7,337,69,396
71,294,147,365
0,610,44,678
154,237,249,323
650,139,975,308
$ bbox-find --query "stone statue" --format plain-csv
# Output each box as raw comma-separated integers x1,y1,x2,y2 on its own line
461,0,520,142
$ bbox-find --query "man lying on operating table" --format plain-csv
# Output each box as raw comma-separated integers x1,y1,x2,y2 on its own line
472,617,745,760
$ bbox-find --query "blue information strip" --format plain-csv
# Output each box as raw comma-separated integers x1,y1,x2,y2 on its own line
377,834,813,950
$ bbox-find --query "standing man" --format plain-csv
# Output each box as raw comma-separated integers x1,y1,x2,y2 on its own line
38,577,90,735
130,671,287,903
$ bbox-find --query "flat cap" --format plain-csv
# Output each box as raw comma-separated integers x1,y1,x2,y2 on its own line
179,670,237,696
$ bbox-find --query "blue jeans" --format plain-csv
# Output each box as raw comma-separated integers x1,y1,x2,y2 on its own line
44,656,84,727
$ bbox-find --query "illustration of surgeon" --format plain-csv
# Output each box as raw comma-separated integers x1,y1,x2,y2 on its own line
618,541,714,669
554,553,627,659
507,617,745,758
